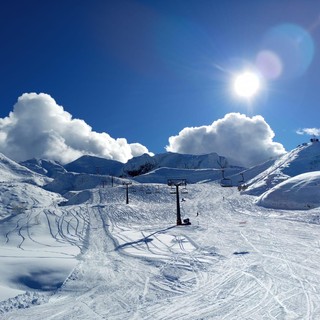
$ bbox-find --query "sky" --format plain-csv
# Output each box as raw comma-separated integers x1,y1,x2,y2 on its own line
0,0,320,167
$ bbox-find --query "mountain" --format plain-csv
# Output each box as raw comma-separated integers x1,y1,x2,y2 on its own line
0,153,63,221
123,152,232,176
133,167,242,184
42,152,243,190
2,155,320,318
26,152,235,178
63,155,124,176
20,158,66,178
243,141,320,195
0,153,50,186
1,148,320,318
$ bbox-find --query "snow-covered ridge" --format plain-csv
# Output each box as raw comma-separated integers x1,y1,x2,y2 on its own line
28,152,235,178
243,142,320,195
0,153,50,186
20,158,66,178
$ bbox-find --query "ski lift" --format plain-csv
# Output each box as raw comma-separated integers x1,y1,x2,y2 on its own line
220,178,232,187
181,186,188,194
170,185,176,194
238,173,245,184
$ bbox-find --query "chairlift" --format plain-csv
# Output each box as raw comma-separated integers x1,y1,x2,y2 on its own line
238,173,245,184
181,186,188,194
170,185,176,194
220,178,232,187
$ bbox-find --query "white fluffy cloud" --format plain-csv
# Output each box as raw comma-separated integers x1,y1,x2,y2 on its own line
0,93,152,164
296,128,320,136
166,113,286,167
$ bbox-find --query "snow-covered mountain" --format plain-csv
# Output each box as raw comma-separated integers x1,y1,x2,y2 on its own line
63,155,124,176
20,158,67,178
0,153,50,186
0,153,63,220
123,152,233,176
2,146,320,318
23,152,237,179
243,141,320,195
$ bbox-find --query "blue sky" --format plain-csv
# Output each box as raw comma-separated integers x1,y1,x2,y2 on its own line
0,0,320,166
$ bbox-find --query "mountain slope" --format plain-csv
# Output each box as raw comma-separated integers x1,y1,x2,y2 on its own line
257,171,320,210
243,142,320,195
0,153,50,186
20,158,66,178
1,150,320,318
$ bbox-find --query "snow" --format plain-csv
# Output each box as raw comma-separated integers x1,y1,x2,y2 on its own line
243,142,320,195
59,152,236,179
257,171,320,210
1,146,320,318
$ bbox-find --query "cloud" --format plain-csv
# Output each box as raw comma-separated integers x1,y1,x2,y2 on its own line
166,113,286,167
0,93,152,164
296,128,320,136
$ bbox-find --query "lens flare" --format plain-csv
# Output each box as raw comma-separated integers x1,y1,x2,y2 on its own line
256,50,282,80
257,23,314,79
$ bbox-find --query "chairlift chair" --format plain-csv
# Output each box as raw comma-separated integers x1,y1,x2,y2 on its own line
181,186,188,194
170,185,176,194
238,173,245,184
220,178,232,187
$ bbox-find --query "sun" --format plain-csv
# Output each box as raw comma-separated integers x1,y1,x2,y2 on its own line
233,71,261,98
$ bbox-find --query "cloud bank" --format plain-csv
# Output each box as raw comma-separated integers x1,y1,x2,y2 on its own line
296,128,320,137
166,113,286,167
0,93,152,164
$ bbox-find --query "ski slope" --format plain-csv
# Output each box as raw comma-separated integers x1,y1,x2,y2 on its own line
1,181,320,319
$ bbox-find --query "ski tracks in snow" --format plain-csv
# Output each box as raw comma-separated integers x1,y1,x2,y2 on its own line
3,183,320,319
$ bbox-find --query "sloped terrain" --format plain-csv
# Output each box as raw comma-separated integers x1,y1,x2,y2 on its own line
1,150,320,319
0,180,320,318
243,142,320,195
257,171,320,210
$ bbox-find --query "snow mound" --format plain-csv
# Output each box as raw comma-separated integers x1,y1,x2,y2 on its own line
256,171,320,210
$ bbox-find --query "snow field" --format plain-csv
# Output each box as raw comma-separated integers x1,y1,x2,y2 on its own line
1,182,320,319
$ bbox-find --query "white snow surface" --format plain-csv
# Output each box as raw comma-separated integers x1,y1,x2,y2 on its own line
257,171,320,210
1,150,320,319
243,142,320,195
0,153,50,186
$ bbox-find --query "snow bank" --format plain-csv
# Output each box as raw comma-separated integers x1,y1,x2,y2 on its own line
256,171,320,210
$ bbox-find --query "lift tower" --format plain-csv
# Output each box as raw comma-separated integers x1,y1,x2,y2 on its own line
167,179,187,225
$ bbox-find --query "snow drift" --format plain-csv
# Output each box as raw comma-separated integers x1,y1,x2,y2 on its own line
257,171,320,210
